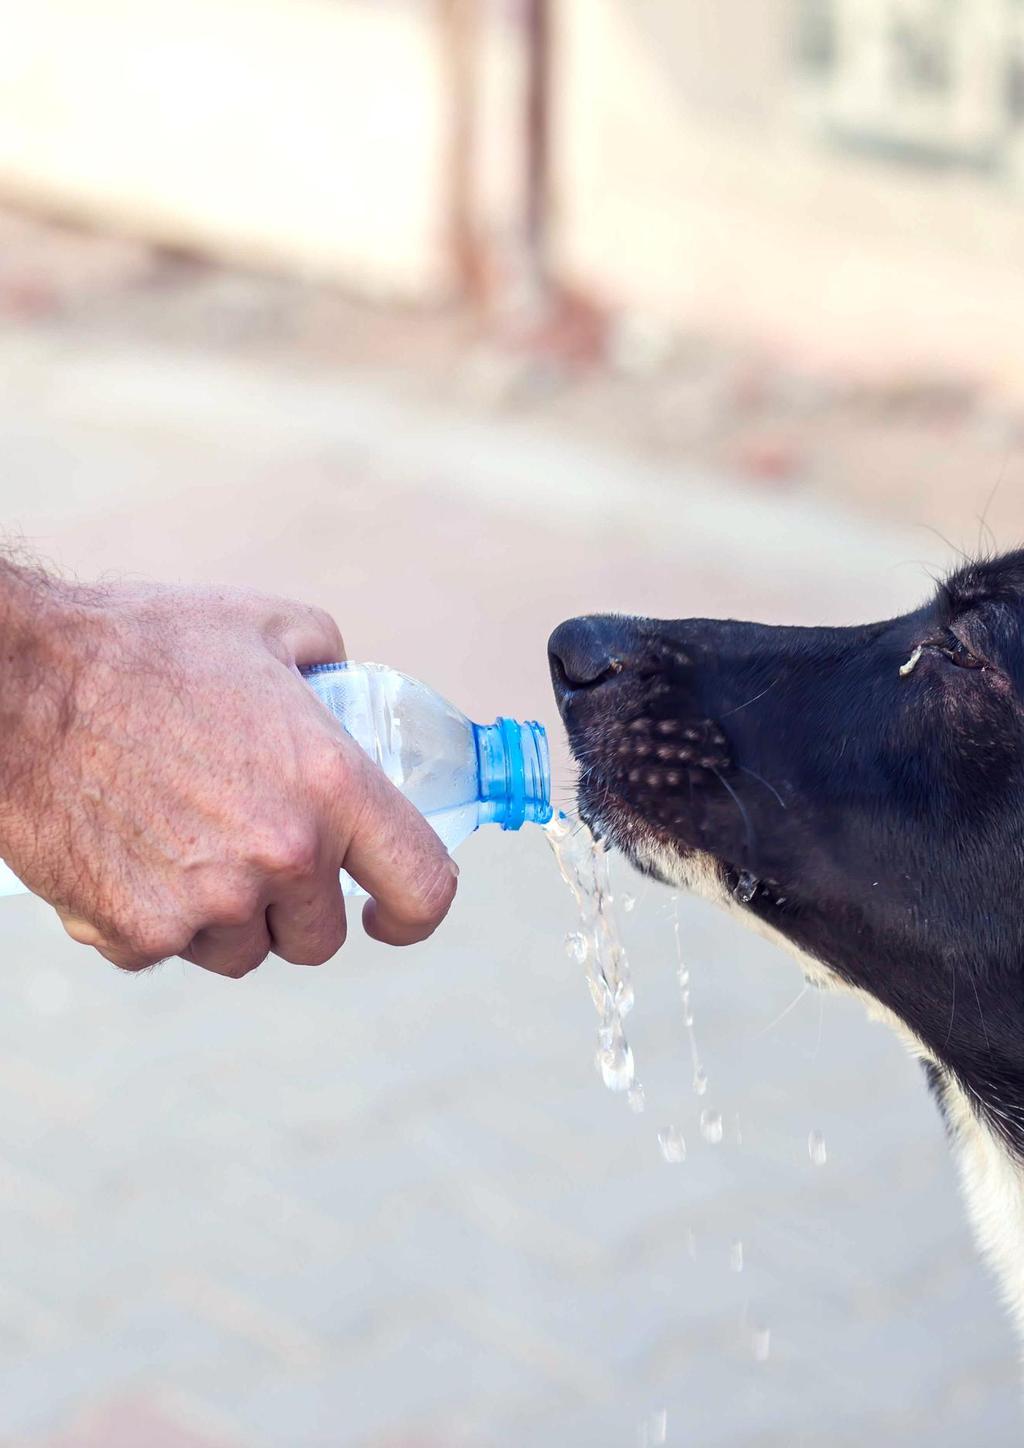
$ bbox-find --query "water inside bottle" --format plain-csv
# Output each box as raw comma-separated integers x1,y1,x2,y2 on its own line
547,813,637,1095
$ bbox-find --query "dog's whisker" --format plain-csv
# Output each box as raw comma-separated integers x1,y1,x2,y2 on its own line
811,990,824,1062
944,963,957,1049
754,983,810,1040
976,462,1008,558
719,677,780,719
737,764,787,810
710,767,754,858
968,971,992,1056
918,521,973,565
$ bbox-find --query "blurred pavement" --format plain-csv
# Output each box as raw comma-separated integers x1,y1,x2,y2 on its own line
0,318,1018,1446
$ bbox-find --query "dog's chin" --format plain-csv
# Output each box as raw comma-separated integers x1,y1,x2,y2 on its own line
577,781,730,898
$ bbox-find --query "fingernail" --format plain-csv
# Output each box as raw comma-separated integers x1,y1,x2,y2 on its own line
447,856,460,878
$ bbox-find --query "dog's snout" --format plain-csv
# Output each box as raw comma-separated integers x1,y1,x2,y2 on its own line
548,616,625,693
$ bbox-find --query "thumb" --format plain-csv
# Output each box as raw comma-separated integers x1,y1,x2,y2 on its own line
337,754,459,946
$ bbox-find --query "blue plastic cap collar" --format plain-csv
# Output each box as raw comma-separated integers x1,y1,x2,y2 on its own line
475,718,553,831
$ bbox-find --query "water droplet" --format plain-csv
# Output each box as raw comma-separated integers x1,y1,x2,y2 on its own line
730,1239,744,1273
657,1126,686,1163
700,1108,723,1144
587,975,615,1018
752,1324,771,1362
676,966,690,990
637,1408,668,1447
734,870,759,904
627,1082,646,1114
621,893,636,913
615,975,635,1016
808,1130,828,1166
681,990,694,1027
564,931,588,964
692,1064,708,1096
597,1034,635,1092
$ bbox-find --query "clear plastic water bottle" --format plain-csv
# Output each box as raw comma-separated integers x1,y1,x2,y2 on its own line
0,662,552,900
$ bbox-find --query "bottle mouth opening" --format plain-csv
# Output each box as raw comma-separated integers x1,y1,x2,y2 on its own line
476,718,553,830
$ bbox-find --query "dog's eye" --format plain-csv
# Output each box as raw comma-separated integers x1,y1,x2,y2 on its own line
940,628,985,669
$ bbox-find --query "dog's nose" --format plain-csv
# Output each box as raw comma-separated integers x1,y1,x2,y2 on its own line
548,616,623,692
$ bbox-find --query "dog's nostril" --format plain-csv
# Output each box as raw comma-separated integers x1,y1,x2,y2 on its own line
548,618,622,690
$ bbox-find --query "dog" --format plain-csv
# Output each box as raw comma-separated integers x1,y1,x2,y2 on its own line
548,551,1024,1334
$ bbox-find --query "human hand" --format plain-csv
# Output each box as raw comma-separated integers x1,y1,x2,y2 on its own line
0,574,457,976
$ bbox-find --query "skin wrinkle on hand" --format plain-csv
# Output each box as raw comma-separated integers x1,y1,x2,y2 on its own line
0,560,457,977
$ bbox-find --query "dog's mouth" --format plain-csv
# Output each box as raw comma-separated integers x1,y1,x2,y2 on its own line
563,715,801,927
548,614,794,910
567,715,736,879
551,670,738,885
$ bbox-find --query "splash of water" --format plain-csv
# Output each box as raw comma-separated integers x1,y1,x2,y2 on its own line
547,813,637,1095
657,1126,686,1163
700,1109,723,1144
638,1408,668,1446
672,895,709,1100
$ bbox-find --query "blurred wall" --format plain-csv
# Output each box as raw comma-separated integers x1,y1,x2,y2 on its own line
0,0,451,298
6,0,1024,394
553,0,1024,393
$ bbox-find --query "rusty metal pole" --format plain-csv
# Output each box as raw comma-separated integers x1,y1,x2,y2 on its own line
438,0,485,302
523,0,552,298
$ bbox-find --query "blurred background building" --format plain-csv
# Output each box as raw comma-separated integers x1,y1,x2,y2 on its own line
8,0,1024,389
4,0,1024,541
0,3,1023,1446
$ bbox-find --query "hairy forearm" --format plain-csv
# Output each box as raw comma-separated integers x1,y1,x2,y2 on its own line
0,554,115,674
0,560,88,856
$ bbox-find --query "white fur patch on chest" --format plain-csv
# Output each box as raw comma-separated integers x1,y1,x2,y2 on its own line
941,1078,1024,1337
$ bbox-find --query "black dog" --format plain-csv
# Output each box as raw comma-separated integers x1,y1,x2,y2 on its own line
549,550,1024,1329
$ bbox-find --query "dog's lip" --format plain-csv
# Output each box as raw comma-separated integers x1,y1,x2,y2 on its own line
575,770,673,850
575,761,769,884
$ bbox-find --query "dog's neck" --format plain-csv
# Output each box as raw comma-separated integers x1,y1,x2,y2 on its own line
648,842,1024,1338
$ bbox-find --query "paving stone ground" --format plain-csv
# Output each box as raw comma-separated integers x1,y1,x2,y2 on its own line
0,317,1018,1446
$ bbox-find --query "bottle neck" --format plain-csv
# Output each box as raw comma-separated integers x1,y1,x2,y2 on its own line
474,719,552,831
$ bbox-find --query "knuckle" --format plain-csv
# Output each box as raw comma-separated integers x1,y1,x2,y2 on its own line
124,918,189,965
112,953,157,975
221,949,268,980
308,605,344,653
204,885,261,929
251,825,319,882
317,736,358,792
281,916,347,968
